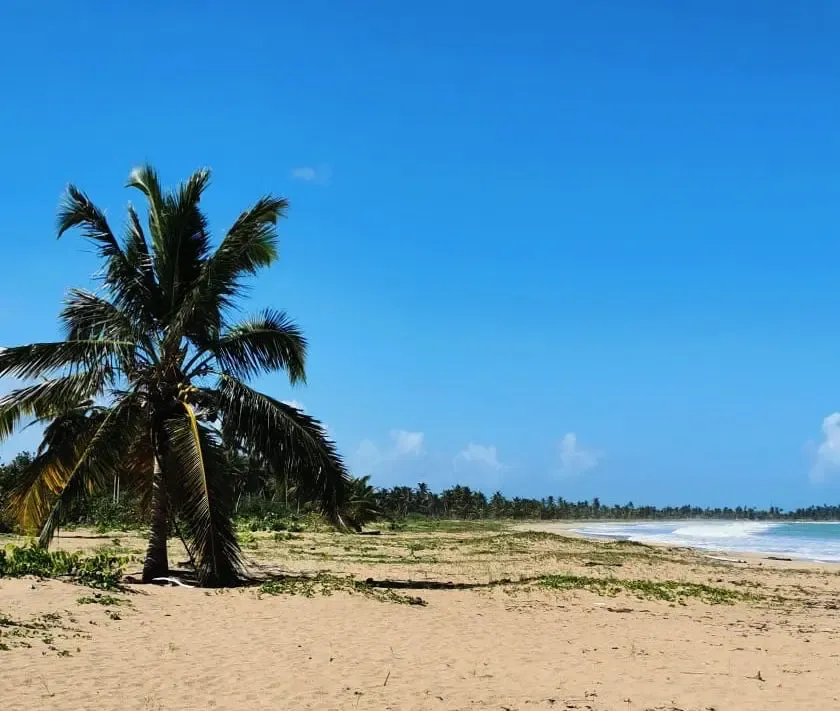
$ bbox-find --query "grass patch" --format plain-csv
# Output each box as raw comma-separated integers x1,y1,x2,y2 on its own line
539,574,757,604
272,531,301,542
398,519,508,534
257,573,427,606
0,544,125,590
238,530,260,549
76,593,125,606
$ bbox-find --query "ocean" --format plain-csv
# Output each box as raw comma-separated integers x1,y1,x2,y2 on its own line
573,521,840,563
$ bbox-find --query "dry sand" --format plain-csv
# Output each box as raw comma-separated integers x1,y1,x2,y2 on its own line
2,523,840,711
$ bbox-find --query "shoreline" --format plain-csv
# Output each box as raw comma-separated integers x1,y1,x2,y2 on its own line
516,519,840,570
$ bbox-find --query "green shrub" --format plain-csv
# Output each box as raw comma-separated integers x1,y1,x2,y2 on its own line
236,509,311,533
0,544,125,590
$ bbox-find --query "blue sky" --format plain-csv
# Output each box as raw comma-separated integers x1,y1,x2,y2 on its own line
2,1,840,509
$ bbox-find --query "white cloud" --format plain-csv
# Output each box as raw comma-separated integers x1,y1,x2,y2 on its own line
291,165,332,184
454,443,505,470
810,413,840,482
354,429,425,469
391,429,425,456
558,432,601,477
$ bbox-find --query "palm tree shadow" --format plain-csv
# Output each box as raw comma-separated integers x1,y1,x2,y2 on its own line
238,565,542,591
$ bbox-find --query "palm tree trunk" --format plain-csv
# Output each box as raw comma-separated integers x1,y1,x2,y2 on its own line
142,456,169,582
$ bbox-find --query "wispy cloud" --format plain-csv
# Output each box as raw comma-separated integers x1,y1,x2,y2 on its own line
355,429,425,469
454,443,505,471
391,429,425,456
809,413,840,482
558,432,601,477
291,165,332,185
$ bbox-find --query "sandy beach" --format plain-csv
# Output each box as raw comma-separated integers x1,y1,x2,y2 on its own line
2,523,840,711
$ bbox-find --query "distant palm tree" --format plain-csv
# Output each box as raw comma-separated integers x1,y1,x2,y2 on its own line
0,166,352,586
344,475,383,529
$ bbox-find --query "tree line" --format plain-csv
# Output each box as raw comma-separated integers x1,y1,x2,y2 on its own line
4,450,840,529
371,484,840,521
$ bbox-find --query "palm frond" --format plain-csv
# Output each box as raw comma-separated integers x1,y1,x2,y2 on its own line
212,309,307,383
118,427,155,515
124,203,153,272
168,195,287,350
215,376,352,528
126,164,166,252
60,290,153,366
57,186,123,260
122,203,162,322
34,398,142,546
200,196,286,311
0,340,133,379
160,403,244,586
57,186,159,334
158,168,212,311
217,195,285,275
0,372,106,442
5,409,95,532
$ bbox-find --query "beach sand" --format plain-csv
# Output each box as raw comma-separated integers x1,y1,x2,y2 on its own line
2,524,840,710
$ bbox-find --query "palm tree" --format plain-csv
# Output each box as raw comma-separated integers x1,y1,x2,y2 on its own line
0,166,352,586
344,475,383,529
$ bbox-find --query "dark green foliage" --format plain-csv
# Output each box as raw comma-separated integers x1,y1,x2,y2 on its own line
369,484,840,522
344,475,383,530
0,452,33,532
0,544,125,590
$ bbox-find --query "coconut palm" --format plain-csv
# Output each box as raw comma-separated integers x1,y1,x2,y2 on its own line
0,166,352,586
344,475,383,529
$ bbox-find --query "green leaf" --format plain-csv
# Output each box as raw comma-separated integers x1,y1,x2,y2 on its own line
212,309,307,383
0,371,106,441
0,340,134,380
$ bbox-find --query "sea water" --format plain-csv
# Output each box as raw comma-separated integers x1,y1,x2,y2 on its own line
573,521,840,563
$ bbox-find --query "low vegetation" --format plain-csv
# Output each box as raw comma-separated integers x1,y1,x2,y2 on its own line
0,544,125,590
257,573,427,606
538,573,758,605
76,593,125,606
0,610,90,655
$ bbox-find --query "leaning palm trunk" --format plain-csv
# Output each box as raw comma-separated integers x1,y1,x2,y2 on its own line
143,455,169,582
0,165,355,586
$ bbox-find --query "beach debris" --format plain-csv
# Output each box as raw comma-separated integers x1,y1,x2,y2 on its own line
606,606,634,613
704,555,747,564
151,576,195,588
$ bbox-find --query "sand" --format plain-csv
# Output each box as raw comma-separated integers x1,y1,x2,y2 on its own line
2,524,840,710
